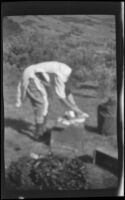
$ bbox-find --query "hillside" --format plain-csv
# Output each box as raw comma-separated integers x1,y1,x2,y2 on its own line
3,15,118,190
3,15,116,94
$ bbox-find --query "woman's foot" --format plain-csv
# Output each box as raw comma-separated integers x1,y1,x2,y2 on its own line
34,123,45,141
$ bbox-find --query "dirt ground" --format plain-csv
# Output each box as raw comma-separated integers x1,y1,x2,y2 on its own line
4,80,118,190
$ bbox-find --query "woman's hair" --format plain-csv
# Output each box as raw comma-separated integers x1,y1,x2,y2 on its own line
65,74,73,96
35,72,47,82
65,87,71,96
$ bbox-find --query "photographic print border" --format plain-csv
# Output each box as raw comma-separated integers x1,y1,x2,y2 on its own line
1,1,123,198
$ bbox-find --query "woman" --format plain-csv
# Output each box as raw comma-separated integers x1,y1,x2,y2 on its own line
16,61,83,141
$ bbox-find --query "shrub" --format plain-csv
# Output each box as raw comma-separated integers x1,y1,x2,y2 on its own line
3,27,116,95
6,154,89,190
6,156,36,189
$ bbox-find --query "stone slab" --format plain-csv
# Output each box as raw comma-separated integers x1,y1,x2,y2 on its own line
93,147,118,175
50,125,85,157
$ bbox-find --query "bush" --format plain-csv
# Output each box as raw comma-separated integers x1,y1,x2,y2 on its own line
3,27,116,95
4,31,67,70
6,154,89,190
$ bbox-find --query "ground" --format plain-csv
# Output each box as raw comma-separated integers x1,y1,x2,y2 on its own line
4,78,118,189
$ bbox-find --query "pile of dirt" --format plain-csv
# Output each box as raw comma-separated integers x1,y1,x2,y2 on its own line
5,153,89,191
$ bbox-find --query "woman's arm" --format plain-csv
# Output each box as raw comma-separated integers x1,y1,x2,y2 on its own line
55,77,82,113
60,97,82,114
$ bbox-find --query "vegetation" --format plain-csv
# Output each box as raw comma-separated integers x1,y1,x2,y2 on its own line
3,16,116,97
6,154,89,190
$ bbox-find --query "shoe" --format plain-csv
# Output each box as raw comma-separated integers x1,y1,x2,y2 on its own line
39,129,51,146
34,123,45,141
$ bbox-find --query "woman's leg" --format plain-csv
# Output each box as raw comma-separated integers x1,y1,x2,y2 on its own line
27,78,49,139
33,102,46,136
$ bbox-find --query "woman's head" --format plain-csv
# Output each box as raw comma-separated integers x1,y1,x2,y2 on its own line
59,64,72,83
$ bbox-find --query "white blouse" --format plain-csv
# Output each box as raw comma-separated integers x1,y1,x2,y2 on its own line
16,61,72,105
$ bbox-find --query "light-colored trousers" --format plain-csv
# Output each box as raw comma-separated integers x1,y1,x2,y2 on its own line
26,78,49,124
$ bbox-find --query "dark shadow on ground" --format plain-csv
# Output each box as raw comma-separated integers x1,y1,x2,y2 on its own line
53,127,65,131
85,124,99,133
78,155,93,163
77,84,99,90
73,93,97,98
4,118,58,143
5,118,36,141
5,118,32,131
